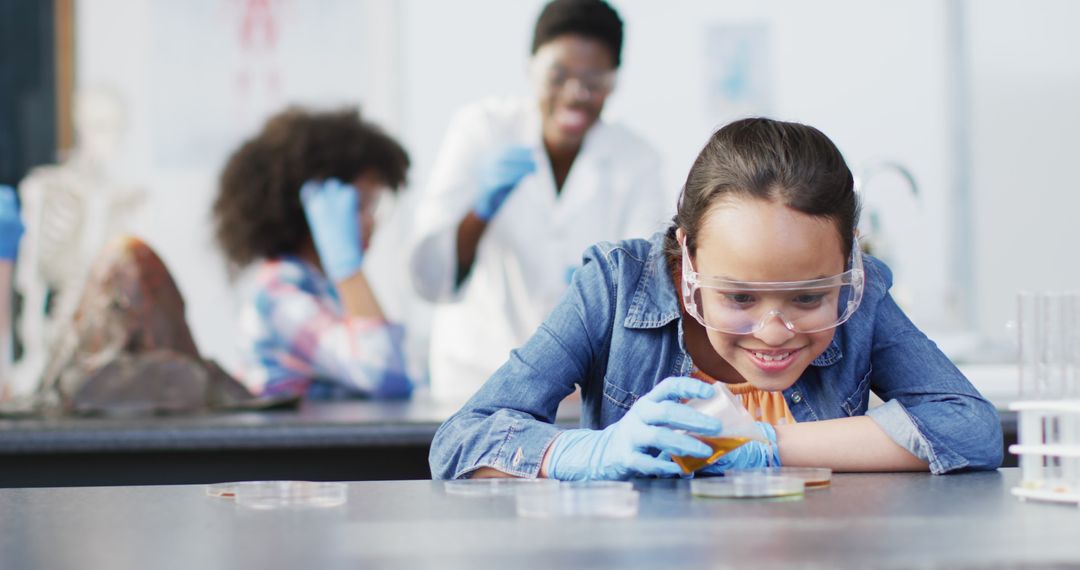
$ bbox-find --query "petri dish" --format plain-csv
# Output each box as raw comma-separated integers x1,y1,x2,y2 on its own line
233,481,348,509
444,478,560,497
726,467,832,488
205,482,238,499
691,474,805,499
516,486,640,518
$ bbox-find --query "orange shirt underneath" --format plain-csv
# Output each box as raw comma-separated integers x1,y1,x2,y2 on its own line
690,368,796,426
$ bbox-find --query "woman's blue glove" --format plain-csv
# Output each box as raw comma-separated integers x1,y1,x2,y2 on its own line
697,422,780,475
300,178,364,282
472,146,536,221
546,376,724,481
0,185,24,261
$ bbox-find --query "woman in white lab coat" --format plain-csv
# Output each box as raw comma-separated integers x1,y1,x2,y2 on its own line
410,0,670,401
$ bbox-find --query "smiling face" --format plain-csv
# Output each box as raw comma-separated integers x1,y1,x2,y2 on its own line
686,196,847,392
531,34,615,154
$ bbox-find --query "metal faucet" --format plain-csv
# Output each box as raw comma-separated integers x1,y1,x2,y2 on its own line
854,160,920,258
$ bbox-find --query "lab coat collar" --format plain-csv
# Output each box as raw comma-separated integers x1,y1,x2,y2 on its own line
623,232,682,330
531,109,614,225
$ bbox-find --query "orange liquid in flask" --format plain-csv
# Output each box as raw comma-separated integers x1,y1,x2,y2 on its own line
672,436,752,474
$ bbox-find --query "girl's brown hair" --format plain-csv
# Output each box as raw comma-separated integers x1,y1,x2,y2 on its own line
664,117,859,265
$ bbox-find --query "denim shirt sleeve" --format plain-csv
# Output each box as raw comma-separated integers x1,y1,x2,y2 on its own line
428,244,616,479
864,264,1003,474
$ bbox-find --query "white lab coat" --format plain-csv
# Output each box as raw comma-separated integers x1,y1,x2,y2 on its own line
410,97,672,402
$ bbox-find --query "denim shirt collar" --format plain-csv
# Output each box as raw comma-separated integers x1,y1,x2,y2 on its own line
622,234,682,330
621,233,843,367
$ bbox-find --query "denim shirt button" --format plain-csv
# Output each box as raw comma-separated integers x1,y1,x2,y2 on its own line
791,392,803,404
511,447,524,467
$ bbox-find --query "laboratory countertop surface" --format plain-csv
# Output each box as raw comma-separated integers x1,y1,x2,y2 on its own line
0,468,1074,570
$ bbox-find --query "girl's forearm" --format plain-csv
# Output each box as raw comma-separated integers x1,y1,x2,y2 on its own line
775,416,929,472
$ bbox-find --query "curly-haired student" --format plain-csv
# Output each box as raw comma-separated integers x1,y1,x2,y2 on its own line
213,106,412,400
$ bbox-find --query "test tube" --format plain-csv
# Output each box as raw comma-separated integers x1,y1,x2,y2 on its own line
1019,291,1079,400
1016,291,1080,495
1065,292,1080,488
1018,291,1039,399
1067,292,1080,399
1043,292,1066,398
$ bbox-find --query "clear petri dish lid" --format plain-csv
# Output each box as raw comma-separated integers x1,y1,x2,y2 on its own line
233,481,348,509
691,474,805,499
725,467,832,488
444,478,560,497
516,486,640,518
559,480,634,491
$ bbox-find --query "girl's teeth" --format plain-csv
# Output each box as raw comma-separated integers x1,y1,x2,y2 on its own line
754,352,790,362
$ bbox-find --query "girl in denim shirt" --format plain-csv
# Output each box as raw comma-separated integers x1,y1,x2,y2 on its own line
430,118,1002,480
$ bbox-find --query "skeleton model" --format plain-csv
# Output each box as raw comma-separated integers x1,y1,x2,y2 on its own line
12,88,144,396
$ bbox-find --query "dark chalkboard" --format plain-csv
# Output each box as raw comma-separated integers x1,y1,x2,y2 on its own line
0,0,57,188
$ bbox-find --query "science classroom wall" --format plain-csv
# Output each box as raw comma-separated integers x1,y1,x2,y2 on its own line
71,0,1078,381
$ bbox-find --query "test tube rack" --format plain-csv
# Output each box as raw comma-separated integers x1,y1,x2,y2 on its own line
1009,400,1080,506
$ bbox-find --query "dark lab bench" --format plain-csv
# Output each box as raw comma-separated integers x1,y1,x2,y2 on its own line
0,396,526,488
0,398,1015,488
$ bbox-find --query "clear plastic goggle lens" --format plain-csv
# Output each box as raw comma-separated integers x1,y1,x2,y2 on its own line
691,285,859,334
680,237,864,334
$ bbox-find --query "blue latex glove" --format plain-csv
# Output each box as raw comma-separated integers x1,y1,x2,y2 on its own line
546,376,725,480
0,185,24,261
300,178,364,282
697,422,781,475
472,146,536,221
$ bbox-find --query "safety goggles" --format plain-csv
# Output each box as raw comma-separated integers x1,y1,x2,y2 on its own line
530,62,616,98
680,236,865,334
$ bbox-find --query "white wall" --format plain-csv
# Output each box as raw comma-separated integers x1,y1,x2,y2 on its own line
69,0,1079,379
968,0,1080,349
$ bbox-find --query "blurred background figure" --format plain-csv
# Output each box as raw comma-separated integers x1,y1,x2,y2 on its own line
213,107,413,400
13,87,144,397
409,0,670,402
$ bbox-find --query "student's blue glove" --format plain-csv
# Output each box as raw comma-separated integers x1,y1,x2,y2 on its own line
546,376,724,481
697,422,780,475
0,185,24,261
472,146,536,221
300,178,364,282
